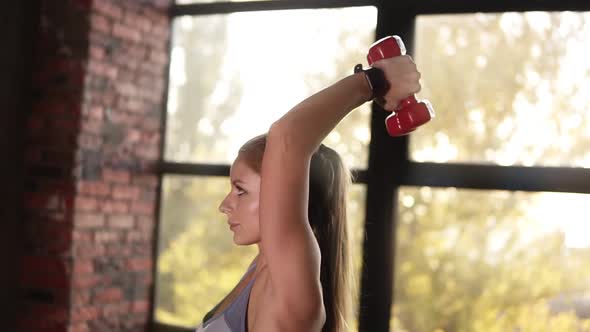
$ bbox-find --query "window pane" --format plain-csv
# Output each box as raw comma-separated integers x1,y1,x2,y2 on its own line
155,175,257,327
393,187,590,331
165,7,377,168
155,175,367,328
411,12,590,168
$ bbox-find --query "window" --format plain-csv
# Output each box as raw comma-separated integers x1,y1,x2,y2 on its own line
164,7,376,168
394,187,590,331
411,12,590,168
155,2,590,332
390,11,590,332
155,2,376,329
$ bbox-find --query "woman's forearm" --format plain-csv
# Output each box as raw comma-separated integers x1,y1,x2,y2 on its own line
270,72,372,156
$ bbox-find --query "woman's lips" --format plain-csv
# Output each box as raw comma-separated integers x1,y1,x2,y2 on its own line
228,222,239,230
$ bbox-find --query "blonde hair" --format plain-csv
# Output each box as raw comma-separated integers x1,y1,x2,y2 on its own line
238,134,354,331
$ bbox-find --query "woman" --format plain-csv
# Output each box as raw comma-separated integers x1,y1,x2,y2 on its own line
196,54,422,332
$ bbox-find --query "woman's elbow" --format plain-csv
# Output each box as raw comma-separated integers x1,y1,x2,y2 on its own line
268,122,316,159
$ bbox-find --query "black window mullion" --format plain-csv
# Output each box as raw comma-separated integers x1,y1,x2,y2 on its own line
158,161,369,184
403,162,590,194
409,0,590,15
358,3,416,331
171,0,376,16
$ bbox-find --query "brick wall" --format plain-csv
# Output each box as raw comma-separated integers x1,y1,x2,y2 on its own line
20,0,171,331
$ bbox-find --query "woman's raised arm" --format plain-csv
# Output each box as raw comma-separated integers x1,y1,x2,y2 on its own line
258,56,420,330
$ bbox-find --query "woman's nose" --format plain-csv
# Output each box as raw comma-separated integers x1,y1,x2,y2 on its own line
219,197,230,214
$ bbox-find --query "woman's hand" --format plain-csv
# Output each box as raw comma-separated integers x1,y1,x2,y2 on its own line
371,55,422,112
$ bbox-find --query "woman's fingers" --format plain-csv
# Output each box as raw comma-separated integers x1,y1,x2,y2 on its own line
370,55,422,111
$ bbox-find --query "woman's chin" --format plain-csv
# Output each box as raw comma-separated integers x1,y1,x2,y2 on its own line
232,236,258,246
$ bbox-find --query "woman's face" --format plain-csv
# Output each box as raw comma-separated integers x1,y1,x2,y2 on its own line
218,157,261,245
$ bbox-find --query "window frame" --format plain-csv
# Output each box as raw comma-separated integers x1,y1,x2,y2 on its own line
152,1,590,331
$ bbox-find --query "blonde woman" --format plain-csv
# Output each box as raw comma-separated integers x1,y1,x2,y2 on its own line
196,54,421,332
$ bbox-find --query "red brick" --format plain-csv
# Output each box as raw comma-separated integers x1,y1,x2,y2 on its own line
126,44,148,59
126,257,152,271
74,213,105,228
74,196,98,212
90,13,111,34
93,0,123,20
132,300,149,313
137,273,153,286
133,243,152,256
135,145,158,160
112,22,141,42
132,174,158,187
71,274,101,289
139,190,158,202
94,230,120,243
108,214,134,228
138,87,161,103
125,129,141,143
136,216,155,231
127,230,149,242
78,133,102,150
71,306,100,322
102,168,130,184
124,12,152,32
130,201,154,215
107,111,137,126
102,302,131,317
73,261,94,274
89,45,105,60
73,230,93,243
117,96,145,113
86,106,104,121
112,185,140,200
87,59,118,79
94,287,123,303
149,49,168,65
81,119,102,135
78,181,110,196
151,25,169,39
69,322,89,332
113,53,139,70
115,82,138,97
106,244,133,256
74,244,106,258
100,199,129,213
143,62,166,78
143,131,160,146
71,290,91,307
116,68,135,82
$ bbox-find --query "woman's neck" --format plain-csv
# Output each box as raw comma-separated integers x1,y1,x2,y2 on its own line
254,247,268,277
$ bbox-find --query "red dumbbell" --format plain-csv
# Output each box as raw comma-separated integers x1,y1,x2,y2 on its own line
367,35,435,136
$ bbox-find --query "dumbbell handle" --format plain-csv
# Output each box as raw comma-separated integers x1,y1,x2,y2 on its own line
367,36,435,136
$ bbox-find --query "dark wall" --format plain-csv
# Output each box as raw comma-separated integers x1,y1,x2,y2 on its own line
0,0,39,330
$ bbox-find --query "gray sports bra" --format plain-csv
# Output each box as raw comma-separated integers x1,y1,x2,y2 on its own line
195,260,257,332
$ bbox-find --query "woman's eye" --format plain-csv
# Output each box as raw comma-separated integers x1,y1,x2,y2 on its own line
236,186,246,196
